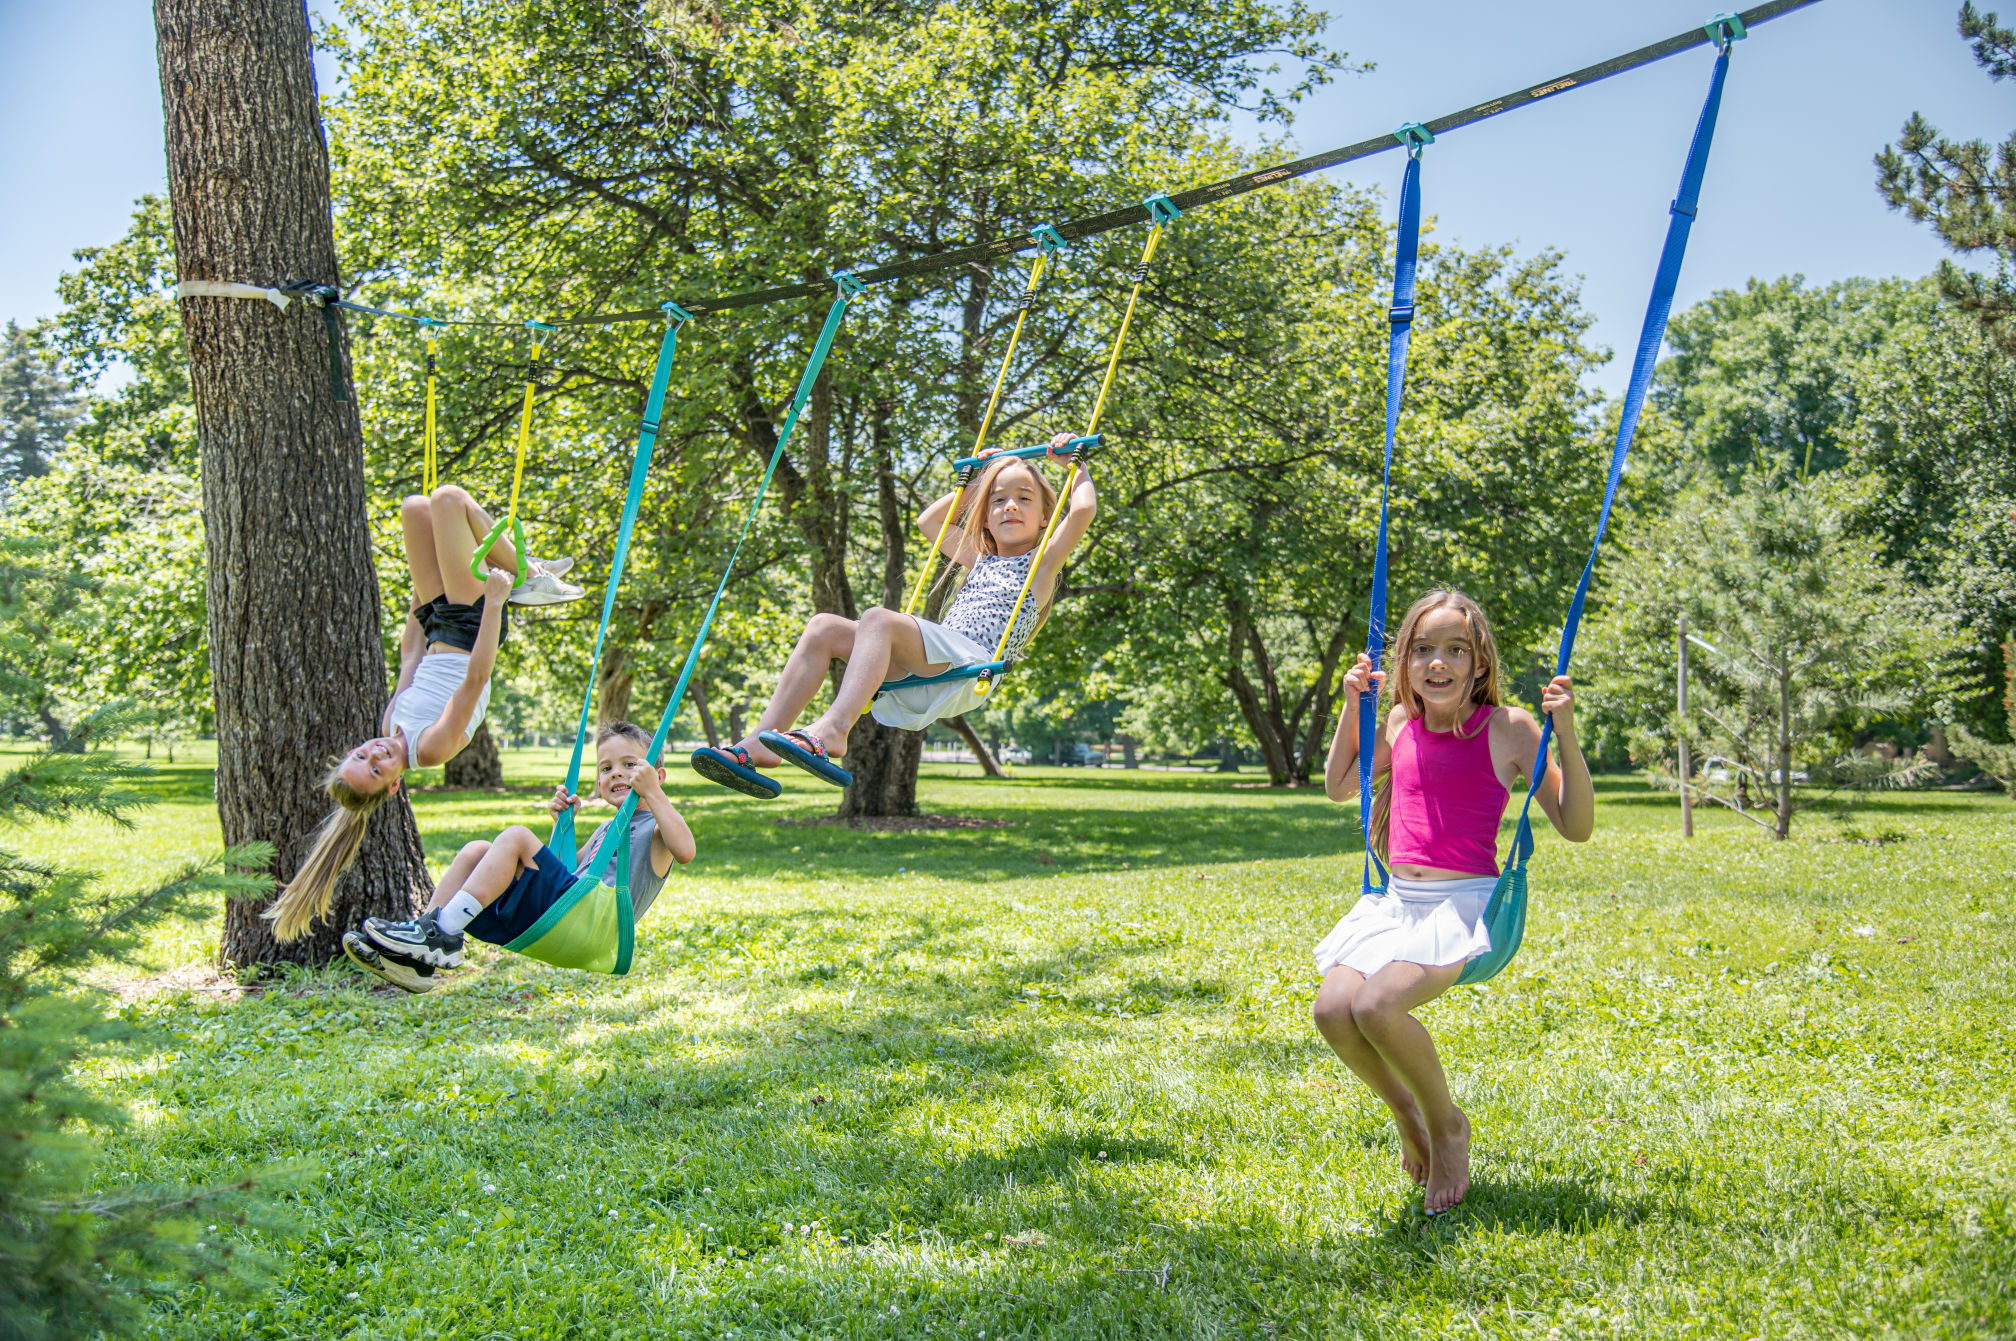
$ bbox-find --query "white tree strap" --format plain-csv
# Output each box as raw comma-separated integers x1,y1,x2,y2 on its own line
174,279,292,311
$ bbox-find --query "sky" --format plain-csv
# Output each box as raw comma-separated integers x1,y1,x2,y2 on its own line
0,0,2005,392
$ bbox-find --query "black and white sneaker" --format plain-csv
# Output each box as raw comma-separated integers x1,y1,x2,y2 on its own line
363,910,465,969
342,930,437,994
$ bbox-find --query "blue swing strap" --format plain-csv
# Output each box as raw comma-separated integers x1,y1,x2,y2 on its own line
551,301,694,866
1458,33,1735,990
577,275,867,884
1357,127,1427,899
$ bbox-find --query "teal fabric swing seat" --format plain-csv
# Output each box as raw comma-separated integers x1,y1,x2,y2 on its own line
1355,17,1742,987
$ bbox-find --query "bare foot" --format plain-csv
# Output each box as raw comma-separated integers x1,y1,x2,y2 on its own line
1424,1107,1470,1214
802,718,851,760
738,737,784,769
1395,1110,1431,1186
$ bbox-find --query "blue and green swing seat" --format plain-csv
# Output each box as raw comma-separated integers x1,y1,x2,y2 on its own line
503,277,874,973
1355,15,1743,986
873,194,1183,711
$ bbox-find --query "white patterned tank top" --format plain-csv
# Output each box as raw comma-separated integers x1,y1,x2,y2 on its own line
941,550,1041,662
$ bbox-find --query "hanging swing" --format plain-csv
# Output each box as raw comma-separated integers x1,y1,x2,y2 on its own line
1354,15,1742,987
466,321,559,590
873,192,1182,706
516,276,869,973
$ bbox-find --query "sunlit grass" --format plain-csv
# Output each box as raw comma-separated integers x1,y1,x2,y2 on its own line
44,747,2016,1338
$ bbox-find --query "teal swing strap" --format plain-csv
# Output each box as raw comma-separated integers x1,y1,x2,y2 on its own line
1456,26,1737,987
550,301,694,867
572,276,867,904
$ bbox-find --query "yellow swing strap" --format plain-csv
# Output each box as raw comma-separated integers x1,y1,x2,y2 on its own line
421,323,440,494
986,196,1176,668
470,320,553,587
904,232,1062,619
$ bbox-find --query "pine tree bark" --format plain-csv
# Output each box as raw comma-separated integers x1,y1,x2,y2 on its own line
444,721,504,788
157,0,429,969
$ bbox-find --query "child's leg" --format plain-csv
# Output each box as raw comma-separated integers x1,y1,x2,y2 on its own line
1350,960,1470,1212
428,484,519,607
422,840,493,913
432,826,543,911
804,608,945,757
1313,967,1430,1185
737,613,858,765
401,495,448,607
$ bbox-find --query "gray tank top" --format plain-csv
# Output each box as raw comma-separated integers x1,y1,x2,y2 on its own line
941,550,1040,662
577,812,669,919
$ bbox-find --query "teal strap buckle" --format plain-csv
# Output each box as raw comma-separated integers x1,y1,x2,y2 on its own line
833,271,867,297
662,300,695,323
1394,122,1435,154
1143,192,1182,225
1704,11,1745,44
1031,223,1067,254
525,320,556,339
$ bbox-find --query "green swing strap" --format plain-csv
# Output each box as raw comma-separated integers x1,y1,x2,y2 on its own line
515,275,867,974
550,301,695,868
1457,26,1737,987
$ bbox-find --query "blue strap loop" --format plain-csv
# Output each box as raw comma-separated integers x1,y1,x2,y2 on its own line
1356,148,1424,898
1032,224,1068,254
1143,192,1183,225
574,291,861,881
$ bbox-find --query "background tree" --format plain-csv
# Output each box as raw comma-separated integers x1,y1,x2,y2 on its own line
1876,2,2016,351
0,324,81,489
1582,475,1951,838
155,0,428,968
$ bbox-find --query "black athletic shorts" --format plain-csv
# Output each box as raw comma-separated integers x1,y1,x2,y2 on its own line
464,844,573,947
415,593,509,652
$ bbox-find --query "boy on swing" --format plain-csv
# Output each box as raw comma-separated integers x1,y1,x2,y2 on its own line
342,721,696,992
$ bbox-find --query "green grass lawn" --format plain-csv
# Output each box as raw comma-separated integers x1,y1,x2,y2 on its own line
55,749,2016,1339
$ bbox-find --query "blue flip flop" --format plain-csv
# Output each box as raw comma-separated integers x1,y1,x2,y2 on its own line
758,729,853,788
689,745,783,800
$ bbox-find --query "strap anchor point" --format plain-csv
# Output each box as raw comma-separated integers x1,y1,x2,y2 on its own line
833,271,867,298
1394,122,1435,154
1143,192,1182,225
1704,11,1746,45
662,300,695,323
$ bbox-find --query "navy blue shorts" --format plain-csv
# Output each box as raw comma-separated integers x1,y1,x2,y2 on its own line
465,843,576,946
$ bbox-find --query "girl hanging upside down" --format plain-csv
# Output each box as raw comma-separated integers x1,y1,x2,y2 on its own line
690,433,1096,796
1312,588,1594,1214
264,483,585,942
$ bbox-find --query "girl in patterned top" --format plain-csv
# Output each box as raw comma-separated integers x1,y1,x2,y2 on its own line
691,433,1097,796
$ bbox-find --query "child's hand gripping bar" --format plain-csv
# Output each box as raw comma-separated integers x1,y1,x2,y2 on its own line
953,434,1100,473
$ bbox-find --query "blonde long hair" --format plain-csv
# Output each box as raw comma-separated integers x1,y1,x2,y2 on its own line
1367,587,1505,862
947,454,1064,634
264,763,394,941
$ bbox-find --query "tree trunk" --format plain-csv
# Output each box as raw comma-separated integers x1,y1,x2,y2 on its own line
948,714,1004,777
158,0,428,969
444,720,503,788
1776,657,1793,839
839,396,920,818
1119,734,1138,768
598,645,635,726
692,677,720,749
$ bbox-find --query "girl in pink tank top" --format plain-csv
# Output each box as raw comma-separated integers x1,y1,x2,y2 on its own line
1310,588,1596,1214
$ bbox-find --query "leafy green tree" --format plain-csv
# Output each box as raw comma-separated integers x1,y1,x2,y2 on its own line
0,324,81,488
0,538,280,1339
1652,276,1938,483
1876,3,2016,352
1840,303,2016,738
1582,475,1952,838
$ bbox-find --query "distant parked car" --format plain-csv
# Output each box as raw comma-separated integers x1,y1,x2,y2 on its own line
1002,745,1032,765
1058,743,1105,767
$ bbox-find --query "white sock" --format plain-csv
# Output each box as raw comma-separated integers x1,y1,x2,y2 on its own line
434,889,485,936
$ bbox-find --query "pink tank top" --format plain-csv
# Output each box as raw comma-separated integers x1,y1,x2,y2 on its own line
1388,703,1509,876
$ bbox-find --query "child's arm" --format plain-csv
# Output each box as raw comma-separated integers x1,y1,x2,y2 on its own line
1323,653,1385,802
383,603,428,734
626,763,696,875
1503,676,1595,841
917,471,989,565
1030,436,1098,593
412,567,513,767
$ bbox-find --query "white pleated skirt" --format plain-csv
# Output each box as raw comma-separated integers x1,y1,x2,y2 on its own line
868,618,993,731
1312,875,1497,976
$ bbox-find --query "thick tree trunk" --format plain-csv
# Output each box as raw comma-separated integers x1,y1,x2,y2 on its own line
840,399,920,817
948,714,1004,777
444,721,503,788
157,0,428,968
692,677,720,749
598,646,636,726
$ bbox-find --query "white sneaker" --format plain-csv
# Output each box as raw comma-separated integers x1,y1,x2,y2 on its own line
508,561,586,606
526,554,575,579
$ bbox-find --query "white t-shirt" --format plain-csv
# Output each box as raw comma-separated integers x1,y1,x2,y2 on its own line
386,652,491,767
